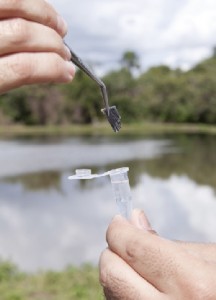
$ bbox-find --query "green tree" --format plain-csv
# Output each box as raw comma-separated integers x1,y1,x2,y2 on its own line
120,51,140,73
0,52,216,126
103,68,140,122
0,84,65,125
0,87,31,124
61,69,102,124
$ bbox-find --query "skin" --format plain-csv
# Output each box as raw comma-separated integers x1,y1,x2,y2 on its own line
0,0,75,94
100,209,216,300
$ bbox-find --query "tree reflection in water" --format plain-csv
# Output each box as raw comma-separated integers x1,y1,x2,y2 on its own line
2,134,216,191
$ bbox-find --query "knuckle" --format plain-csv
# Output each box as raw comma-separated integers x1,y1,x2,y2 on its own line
9,54,33,83
1,0,22,10
44,11,53,28
99,249,142,300
8,18,29,44
106,219,122,245
125,238,140,264
99,249,111,286
192,283,215,300
42,2,56,29
50,53,64,76
183,277,215,300
99,263,126,298
106,222,116,244
99,249,125,290
52,39,65,59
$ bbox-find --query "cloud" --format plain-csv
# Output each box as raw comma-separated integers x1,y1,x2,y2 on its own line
134,174,216,242
48,0,216,73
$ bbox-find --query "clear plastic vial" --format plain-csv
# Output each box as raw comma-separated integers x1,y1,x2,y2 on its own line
109,168,132,219
68,167,133,219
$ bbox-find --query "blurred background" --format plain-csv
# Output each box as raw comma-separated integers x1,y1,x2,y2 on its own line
0,0,216,299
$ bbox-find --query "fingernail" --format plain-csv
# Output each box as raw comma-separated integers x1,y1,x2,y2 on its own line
113,214,125,222
64,45,71,60
65,61,75,81
57,15,68,35
138,211,152,230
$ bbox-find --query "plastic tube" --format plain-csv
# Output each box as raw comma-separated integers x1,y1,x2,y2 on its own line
108,168,132,219
68,167,132,219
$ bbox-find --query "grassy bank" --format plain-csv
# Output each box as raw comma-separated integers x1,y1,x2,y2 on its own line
0,261,103,300
1,122,216,137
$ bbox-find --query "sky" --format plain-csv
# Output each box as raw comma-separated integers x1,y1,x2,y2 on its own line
48,0,216,74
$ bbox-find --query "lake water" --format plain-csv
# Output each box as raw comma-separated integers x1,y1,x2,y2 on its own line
0,134,216,272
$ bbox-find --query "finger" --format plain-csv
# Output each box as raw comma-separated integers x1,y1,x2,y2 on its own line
176,241,216,262
99,248,164,300
0,19,71,60
0,53,75,93
0,0,67,36
131,210,216,262
107,215,214,294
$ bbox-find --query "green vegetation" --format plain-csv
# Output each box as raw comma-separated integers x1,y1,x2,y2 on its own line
0,50,216,127
1,122,216,138
0,260,103,300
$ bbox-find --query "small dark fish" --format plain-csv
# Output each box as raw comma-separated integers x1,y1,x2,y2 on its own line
65,42,121,132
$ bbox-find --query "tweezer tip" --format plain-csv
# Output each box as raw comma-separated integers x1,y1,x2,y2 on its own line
102,106,121,133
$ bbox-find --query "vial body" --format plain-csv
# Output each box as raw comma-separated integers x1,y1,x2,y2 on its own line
109,168,132,219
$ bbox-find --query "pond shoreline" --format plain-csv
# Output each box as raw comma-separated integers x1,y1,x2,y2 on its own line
1,122,216,137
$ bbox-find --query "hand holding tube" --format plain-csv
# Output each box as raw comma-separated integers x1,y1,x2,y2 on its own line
100,209,216,299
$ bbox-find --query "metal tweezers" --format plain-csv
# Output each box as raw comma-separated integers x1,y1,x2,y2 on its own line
65,43,121,132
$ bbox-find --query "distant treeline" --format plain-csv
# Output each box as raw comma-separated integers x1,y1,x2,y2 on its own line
0,52,216,125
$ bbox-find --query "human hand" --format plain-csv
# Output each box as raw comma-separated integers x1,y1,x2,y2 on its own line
100,209,216,299
0,0,75,94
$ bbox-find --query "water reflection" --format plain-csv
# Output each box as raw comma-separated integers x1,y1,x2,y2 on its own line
0,138,170,178
143,134,216,189
0,134,216,272
4,171,62,191
134,174,216,242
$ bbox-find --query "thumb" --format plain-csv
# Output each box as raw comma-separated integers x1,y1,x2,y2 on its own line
130,209,157,234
